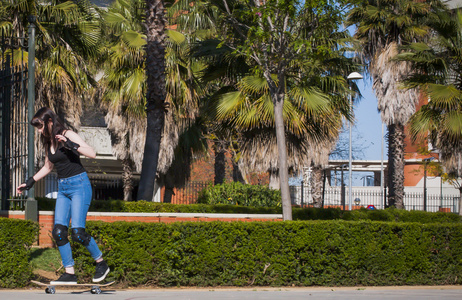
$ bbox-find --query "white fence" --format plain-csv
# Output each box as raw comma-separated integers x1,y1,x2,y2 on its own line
290,185,460,213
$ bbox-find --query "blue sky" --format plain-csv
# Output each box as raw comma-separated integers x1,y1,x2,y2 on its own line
353,79,387,161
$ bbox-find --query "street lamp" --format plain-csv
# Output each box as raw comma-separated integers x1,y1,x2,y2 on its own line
347,72,363,211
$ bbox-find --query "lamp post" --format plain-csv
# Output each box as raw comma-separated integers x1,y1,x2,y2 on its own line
26,15,37,222
347,72,363,211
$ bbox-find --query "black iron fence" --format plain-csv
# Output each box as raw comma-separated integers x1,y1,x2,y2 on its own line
0,32,29,211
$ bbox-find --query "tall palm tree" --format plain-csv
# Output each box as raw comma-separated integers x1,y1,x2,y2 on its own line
102,0,206,200
136,0,168,200
100,0,149,201
398,10,462,183
346,0,445,208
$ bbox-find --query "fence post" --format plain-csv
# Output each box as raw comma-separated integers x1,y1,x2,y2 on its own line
300,181,304,208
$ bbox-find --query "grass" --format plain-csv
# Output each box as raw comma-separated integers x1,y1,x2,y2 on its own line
30,247,62,273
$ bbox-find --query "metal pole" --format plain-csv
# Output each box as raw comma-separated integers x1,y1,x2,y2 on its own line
423,164,427,212
380,122,384,207
348,92,353,211
25,16,37,221
440,174,443,210
346,72,363,211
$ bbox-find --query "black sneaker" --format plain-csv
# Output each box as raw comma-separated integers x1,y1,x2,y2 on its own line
50,273,78,285
93,260,110,283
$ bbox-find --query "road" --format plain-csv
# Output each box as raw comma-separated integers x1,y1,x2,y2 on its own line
2,286,462,300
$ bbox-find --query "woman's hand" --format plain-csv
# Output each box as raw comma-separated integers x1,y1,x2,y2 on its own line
56,134,80,150
16,183,26,194
55,134,67,143
17,177,36,194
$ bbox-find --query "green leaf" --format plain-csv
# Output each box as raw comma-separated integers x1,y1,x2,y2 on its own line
122,30,147,47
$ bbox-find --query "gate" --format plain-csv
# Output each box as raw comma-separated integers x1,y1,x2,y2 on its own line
0,32,30,211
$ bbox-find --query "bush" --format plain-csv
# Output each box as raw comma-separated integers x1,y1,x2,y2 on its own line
71,220,462,287
0,218,39,288
197,182,281,207
293,207,462,223
34,198,282,214
34,197,462,224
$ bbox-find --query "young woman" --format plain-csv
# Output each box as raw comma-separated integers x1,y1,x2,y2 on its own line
17,107,110,284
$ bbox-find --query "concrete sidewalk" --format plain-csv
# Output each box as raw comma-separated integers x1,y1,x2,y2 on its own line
2,286,462,300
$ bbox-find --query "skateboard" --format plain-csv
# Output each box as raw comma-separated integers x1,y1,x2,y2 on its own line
31,280,115,294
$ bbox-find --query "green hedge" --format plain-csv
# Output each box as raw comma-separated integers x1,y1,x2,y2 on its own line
33,198,462,224
197,182,282,207
293,207,462,223
72,220,462,287
0,218,39,288
34,198,280,214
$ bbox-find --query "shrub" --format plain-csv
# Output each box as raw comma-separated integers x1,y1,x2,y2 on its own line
71,220,462,287
0,218,39,288
197,182,281,207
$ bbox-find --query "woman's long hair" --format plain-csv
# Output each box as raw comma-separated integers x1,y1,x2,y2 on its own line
31,107,67,152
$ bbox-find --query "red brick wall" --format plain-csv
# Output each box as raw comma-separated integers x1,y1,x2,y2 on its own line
189,145,269,185
1,211,282,248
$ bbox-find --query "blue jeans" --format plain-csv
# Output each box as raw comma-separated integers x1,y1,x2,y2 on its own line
54,172,102,268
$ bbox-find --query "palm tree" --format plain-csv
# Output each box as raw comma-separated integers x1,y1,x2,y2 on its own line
135,0,168,200
1,0,102,164
346,0,445,209
397,9,462,208
100,0,149,201
102,0,206,200
179,0,358,219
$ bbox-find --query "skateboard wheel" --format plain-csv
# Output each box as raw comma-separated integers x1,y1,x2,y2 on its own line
45,287,55,294
91,287,101,294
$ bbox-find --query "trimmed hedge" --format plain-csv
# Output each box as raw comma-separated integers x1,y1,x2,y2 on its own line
72,220,462,287
33,198,462,224
0,218,39,288
34,198,280,214
293,207,462,223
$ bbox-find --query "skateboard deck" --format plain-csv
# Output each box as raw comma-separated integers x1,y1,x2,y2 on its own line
31,280,115,294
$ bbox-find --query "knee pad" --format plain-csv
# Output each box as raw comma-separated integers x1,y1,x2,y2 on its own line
71,228,92,246
52,224,69,247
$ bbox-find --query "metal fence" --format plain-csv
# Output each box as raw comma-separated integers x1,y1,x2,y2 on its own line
166,181,210,205
13,172,462,213
289,185,460,213
0,32,29,211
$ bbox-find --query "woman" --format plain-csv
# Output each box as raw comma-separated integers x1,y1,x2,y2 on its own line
17,107,110,284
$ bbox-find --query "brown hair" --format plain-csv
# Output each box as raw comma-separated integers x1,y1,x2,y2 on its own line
31,107,67,151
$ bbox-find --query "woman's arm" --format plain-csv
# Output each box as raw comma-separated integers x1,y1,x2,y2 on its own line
56,130,96,159
16,156,54,194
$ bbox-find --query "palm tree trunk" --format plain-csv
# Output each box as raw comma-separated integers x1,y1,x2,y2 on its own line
137,0,166,201
387,123,405,209
232,160,247,184
272,91,292,220
311,165,323,208
268,168,280,189
122,158,134,201
163,172,175,203
214,143,226,185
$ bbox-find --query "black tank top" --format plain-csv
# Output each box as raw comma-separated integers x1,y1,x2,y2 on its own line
48,145,86,179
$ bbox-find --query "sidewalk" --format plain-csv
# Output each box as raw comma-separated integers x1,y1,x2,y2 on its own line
2,286,462,300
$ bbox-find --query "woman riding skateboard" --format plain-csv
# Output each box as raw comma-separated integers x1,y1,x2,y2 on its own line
17,107,110,284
